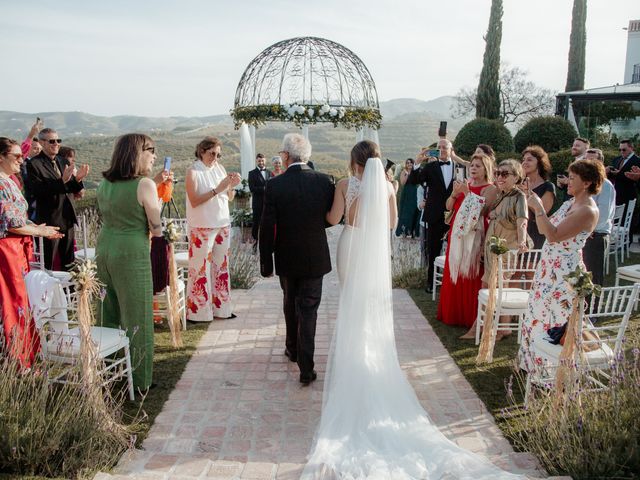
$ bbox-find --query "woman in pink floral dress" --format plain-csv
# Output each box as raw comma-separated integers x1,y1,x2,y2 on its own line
520,159,604,372
185,137,241,321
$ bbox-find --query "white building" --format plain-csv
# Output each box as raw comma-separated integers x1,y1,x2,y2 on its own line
624,19,640,84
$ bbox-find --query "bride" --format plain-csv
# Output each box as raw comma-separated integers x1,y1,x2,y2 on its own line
301,141,525,479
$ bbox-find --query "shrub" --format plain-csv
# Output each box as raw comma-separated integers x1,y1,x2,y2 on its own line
391,236,425,289
0,356,136,479
514,116,577,153
230,232,259,289
503,347,640,479
453,118,514,155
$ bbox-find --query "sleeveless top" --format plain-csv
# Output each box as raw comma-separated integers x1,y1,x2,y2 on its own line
96,178,150,259
186,160,230,228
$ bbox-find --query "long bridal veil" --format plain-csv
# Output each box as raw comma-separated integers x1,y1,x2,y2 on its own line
301,158,524,479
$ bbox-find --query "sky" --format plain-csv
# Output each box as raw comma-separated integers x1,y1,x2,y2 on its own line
2,0,638,117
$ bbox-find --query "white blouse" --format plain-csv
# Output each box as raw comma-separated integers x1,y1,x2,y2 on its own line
186,160,230,228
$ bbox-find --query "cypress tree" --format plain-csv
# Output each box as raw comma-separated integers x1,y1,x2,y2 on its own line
476,0,503,120
565,0,587,92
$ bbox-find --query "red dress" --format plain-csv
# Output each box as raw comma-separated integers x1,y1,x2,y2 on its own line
0,177,40,368
437,184,490,328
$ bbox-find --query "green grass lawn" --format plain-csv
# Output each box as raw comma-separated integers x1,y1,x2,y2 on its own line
408,250,640,440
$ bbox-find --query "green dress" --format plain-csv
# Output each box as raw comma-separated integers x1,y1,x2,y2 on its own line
96,178,153,389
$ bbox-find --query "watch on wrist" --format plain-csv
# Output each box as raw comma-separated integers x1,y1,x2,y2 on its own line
212,188,217,197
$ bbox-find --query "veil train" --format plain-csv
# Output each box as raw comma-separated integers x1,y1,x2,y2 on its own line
301,157,524,479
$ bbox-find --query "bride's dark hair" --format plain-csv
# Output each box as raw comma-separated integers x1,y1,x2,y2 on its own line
350,140,380,175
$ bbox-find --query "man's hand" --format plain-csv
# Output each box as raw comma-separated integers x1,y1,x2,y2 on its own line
624,165,640,181
418,200,426,210
75,164,90,182
62,164,75,183
28,118,43,139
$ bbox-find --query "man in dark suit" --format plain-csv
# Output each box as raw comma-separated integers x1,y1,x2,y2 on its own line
408,139,459,293
27,128,89,270
259,133,335,385
609,139,640,246
248,153,272,243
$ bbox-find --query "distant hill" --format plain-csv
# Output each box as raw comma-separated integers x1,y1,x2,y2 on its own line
379,96,463,121
0,111,230,137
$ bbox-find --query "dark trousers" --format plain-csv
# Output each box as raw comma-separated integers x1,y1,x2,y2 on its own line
426,220,448,284
279,275,323,375
251,200,263,241
583,232,608,311
43,227,75,271
583,232,608,288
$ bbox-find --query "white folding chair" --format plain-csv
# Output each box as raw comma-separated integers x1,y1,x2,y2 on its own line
432,255,445,301
474,249,543,345
605,204,626,275
621,199,635,260
162,217,189,281
153,279,187,331
74,214,96,262
30,235,45,270
25,270,135,401
524,283,640,404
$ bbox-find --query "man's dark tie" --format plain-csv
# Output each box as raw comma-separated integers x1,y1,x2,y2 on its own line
439,160,451,166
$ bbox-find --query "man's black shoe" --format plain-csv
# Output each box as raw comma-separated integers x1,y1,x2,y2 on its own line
300,370,317,385
284,349,297,362
425,285,433,294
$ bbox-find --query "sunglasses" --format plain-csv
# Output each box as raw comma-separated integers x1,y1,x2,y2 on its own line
495,170,513,178
45,138,62,145
209,150,221,158
619,148,628,152
143,146,156,154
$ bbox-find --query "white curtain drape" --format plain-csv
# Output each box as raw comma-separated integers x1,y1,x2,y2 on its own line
239,123,254,180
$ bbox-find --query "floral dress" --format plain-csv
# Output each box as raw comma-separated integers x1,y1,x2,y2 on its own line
520,200,590,371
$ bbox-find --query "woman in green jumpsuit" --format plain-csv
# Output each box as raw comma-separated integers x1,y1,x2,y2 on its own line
96,133,162,390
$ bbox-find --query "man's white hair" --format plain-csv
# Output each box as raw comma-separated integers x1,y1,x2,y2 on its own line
438,138,452,148
282,133,312,162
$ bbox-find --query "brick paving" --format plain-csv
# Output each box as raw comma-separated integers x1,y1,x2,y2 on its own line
96,226,566,480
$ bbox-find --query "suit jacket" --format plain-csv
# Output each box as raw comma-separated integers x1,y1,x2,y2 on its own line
27,152,84,229
407,160,454,224
259,164,335,278
248,167,273,210
610,153,640,205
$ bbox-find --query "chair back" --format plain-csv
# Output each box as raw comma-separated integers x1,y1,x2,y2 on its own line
584,284,640,355
24,270,71,347
623,199,636,231
30,236,45,270
612,204,625,231
162,217,189,252
497,249,544,291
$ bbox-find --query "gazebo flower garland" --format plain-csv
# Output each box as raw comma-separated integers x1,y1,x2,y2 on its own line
231,104,382,130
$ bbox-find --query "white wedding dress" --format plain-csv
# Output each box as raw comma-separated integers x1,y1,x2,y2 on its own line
301,158,525,479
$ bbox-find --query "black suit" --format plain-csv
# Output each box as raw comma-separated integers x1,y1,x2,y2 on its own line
248,167,272,241
610,153,640,206
259,164,335,376
610,153,640,237
27,152,84,270
408,160,454,284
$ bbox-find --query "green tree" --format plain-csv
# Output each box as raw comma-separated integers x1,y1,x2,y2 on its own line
476,0,503,119
565,0,587,92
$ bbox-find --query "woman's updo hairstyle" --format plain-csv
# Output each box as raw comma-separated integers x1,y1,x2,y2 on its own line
350,140,381,175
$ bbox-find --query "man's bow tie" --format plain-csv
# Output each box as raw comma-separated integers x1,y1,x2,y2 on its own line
439,160,451,166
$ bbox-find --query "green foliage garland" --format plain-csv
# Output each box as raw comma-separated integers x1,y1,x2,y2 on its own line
230,104,382,130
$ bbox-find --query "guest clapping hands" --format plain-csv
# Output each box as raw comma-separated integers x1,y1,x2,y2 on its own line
185,137,241,322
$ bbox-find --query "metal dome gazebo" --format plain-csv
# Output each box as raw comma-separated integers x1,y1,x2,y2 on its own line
231,36,382,177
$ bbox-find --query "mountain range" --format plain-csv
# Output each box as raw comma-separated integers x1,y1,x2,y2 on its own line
0,96,465,138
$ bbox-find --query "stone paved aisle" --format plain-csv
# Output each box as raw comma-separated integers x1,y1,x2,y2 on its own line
96,226,564,480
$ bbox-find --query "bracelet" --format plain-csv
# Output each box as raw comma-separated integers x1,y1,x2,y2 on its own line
535,210,545,217
211,188,218,197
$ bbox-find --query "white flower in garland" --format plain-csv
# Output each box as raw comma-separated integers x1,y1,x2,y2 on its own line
320,104,331,114
338,106,346,118
296,105,306,115
307,108,315,117
329,107,338,117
